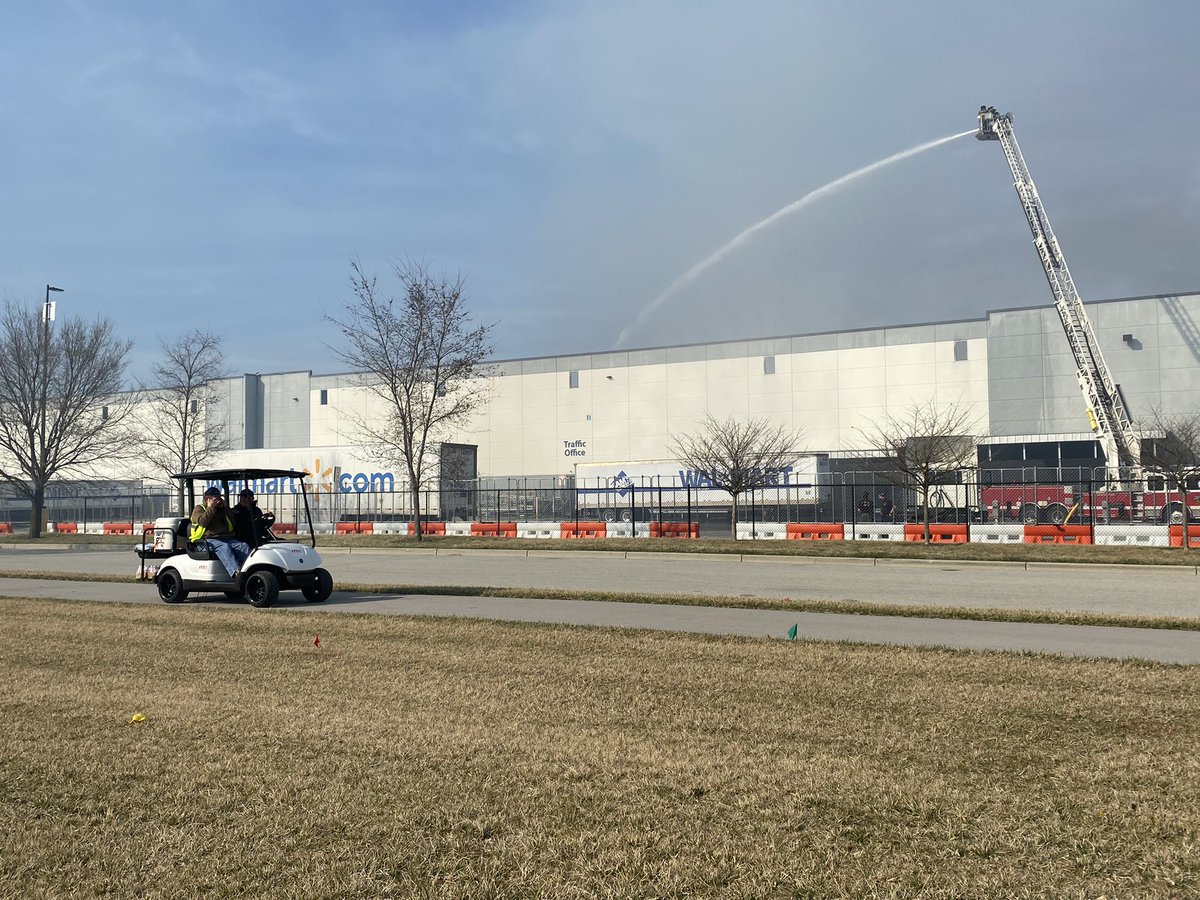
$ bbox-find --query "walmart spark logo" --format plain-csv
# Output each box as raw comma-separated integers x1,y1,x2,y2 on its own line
303,457,338,494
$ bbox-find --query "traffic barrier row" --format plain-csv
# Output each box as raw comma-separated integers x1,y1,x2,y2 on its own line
24,519,1198,548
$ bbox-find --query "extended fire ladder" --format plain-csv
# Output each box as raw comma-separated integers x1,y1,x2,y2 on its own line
976,106,1141,480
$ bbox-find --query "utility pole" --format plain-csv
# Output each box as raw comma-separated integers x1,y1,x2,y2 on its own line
38,284,63,533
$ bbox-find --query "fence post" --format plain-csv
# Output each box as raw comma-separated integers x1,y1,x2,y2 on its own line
1088,475,1095,542
849,472,856,540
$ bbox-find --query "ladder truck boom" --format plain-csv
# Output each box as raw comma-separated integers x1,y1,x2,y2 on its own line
976,106,1141,479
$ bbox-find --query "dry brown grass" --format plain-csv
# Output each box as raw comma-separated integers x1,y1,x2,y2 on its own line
0,597,1196,898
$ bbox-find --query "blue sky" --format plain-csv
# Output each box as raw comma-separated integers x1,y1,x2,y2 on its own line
3,1,1199,377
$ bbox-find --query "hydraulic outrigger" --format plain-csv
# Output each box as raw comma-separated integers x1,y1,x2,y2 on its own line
976,106,1141,482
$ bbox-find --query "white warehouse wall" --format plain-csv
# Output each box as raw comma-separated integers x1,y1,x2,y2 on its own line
292,327,989,478
87,292,1195,485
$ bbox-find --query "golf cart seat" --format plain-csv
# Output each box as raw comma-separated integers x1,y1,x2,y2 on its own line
186,541,220,561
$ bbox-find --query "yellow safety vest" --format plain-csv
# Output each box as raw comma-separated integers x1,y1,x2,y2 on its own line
190,513,233,543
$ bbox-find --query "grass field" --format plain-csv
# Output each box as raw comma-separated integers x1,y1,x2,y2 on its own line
1,596,1196,898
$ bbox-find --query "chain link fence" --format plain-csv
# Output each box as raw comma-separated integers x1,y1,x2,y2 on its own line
1,468,1196,538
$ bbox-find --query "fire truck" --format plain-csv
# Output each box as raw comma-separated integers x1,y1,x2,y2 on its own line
974,107,1198,524
980,477,1198,525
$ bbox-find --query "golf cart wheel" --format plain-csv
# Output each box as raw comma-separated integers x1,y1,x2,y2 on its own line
245,571,279,608
302,568,334,603
157,569,187,604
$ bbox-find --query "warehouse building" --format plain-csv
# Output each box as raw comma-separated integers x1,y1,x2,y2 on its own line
203,291,1200,486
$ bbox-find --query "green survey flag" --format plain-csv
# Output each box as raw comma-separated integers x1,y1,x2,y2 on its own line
787,623,798,641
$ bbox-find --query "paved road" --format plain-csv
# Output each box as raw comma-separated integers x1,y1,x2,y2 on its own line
1,544,1197,618
0,546,1197,663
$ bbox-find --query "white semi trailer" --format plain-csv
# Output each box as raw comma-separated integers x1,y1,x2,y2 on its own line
573,456,831,522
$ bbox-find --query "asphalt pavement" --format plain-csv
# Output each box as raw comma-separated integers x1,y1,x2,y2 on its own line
0,544,1197,663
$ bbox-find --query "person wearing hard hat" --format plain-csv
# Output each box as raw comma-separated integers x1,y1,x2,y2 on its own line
190,486,251,579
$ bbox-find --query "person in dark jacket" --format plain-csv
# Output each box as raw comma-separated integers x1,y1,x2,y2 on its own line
232,488,266,547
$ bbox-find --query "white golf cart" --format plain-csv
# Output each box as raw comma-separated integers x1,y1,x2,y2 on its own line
140,467,334,608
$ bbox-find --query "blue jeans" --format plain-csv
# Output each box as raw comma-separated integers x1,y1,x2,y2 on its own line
199,538,250,578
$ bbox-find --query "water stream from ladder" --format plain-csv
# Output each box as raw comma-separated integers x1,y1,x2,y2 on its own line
614,129,977,348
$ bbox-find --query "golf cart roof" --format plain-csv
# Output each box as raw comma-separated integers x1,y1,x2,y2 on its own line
171,468,309,482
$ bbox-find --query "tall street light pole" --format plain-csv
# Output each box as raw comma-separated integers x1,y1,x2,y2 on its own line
37,285,64,533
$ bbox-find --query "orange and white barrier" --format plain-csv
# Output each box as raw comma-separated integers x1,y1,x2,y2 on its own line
1096,524,1169,546
372,522,408,535
472,522,518,538
971,523,1024,543
562,522,606,539
905,523,968,544
517,522,561,539
736,522,788,540
1023,524,1092,544
786,523,845,540
852,523,906,541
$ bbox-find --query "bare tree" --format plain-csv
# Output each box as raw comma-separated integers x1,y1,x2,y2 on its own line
326,258,494,540
1140,408,1200,547
670,414,804,538
139,330,232,512
0,300,135,537
856,400,979,543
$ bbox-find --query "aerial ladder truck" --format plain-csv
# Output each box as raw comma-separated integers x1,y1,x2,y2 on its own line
976,106,1141,486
